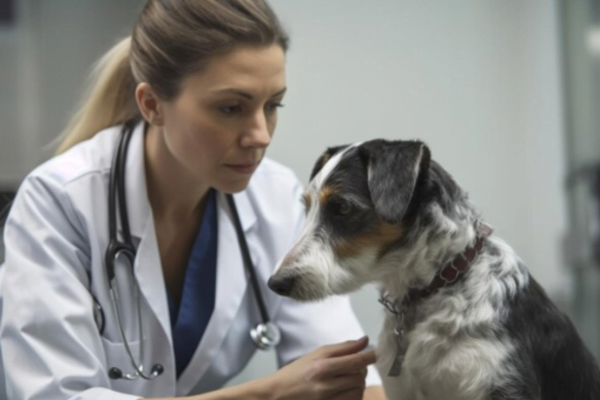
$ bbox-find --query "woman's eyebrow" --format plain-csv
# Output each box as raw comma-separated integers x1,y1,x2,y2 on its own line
210,87,287,100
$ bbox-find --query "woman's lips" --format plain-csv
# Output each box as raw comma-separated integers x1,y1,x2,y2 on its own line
225,162,259,175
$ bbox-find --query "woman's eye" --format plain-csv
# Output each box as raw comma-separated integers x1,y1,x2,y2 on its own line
266,102,284,112
219,105,242,115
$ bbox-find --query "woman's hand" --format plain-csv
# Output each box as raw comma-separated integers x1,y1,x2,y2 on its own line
264,336,376,400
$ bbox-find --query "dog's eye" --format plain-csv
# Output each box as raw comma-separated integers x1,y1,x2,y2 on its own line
333,199,353,216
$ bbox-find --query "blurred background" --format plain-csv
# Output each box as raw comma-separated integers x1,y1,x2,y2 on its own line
0,0,599,387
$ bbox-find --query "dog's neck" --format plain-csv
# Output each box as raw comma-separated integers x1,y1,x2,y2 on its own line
380,233,488,311
412,234,487,298
379,214,493,303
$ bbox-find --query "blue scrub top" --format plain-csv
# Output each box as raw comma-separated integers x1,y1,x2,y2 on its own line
166,189,218,378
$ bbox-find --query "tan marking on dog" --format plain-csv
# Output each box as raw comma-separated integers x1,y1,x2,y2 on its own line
301,192,312,212
334,220,405,260
319,186,338,207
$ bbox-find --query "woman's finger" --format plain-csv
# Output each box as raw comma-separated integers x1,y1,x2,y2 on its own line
360,367,368,379
320,336,369,358
322,348,376,377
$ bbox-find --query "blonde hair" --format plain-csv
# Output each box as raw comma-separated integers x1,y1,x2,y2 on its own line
54,37,137,154
55,0,289,154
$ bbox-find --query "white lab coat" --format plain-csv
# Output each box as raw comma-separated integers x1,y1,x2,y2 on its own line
0,122,381,400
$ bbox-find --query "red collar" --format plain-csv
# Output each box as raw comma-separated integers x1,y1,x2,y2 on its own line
409,235,487,301
378,233,489,315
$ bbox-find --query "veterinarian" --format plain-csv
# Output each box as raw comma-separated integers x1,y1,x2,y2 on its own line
0,1,385,399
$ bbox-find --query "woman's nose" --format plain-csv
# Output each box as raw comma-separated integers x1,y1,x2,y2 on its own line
241,112,272,148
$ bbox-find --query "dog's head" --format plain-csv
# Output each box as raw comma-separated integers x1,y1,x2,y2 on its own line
269,139,477,302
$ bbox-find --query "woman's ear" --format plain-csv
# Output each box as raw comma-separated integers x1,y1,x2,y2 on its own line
135,82,165,126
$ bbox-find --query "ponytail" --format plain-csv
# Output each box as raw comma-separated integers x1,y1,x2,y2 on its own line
54,37,139,154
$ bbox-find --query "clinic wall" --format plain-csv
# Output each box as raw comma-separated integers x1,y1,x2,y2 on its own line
0,0,569,386
0,0,144,188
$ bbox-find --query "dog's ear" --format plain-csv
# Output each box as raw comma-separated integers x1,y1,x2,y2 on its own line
359,140,431,224
309,145,350,181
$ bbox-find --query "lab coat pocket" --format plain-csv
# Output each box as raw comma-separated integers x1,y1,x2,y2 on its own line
100,336,145,394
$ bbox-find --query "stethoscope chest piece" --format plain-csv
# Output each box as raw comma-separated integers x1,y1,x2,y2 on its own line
250,321,281,351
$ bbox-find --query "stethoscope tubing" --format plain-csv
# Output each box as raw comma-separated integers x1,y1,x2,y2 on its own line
100,119,280,381
225,194,270,324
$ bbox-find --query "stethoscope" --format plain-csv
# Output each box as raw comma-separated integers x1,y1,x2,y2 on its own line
94,119,281,381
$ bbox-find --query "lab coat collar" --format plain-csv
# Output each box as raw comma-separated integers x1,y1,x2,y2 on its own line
123,121,151,239
125,121,259,389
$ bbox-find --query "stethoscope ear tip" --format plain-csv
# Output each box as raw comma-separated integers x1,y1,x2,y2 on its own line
108,364,164,380
109,367,123,380
151,364,164,377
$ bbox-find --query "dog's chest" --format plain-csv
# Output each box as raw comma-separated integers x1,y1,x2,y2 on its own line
376,310,507,400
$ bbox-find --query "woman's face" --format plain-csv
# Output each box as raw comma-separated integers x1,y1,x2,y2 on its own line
157,44,286,194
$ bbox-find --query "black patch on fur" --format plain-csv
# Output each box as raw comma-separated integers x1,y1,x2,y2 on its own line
398,159,468,247
493,274,600,399
425,161,465,215
490,376,541,400
309,145,349,181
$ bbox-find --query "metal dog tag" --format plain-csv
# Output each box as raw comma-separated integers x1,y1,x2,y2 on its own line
379,293,408,377
388,317,405,377
388,351,404,377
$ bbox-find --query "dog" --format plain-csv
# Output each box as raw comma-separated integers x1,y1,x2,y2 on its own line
268,139,600,400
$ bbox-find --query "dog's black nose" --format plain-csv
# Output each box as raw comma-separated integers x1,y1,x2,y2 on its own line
268,275,295,296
